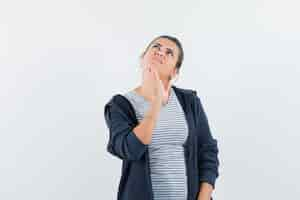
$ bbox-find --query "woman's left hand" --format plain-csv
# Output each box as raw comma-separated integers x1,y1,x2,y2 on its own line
197,182,213,200
197,193,211,200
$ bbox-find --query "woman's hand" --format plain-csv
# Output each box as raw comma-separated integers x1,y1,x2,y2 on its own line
197,193,211,200
141,65,164,106
197,182,213,200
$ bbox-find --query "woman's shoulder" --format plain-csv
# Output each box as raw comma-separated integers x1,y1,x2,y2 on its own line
172,85,198,96
104,88,139,113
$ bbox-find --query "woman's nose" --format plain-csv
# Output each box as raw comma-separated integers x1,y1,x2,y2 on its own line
155,50,164,57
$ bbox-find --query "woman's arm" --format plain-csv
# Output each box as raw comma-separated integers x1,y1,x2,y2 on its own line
132,101,161,145
193,92,220,199
104,98,161,160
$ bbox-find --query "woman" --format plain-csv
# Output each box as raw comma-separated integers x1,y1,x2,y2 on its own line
104,35,220,200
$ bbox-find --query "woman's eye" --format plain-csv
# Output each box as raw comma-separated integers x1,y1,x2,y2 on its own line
167,51,173,56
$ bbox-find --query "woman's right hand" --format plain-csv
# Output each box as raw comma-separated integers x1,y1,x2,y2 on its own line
141,65,164,106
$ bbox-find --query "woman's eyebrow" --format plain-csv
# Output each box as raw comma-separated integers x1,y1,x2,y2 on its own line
153,42,174,53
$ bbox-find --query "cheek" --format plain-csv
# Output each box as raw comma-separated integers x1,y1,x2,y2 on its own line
160,65,173,75
166,59,176,68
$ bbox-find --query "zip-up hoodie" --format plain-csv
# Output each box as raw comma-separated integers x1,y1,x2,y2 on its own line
104,85,220,200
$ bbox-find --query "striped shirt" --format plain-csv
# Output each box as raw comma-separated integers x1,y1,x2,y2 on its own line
124,86,188,200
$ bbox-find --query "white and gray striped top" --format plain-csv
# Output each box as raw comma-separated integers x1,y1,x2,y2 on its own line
124,86,189,200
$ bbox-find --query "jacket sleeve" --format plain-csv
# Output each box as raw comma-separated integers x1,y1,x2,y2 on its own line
104,100,148,161
193,93,220,189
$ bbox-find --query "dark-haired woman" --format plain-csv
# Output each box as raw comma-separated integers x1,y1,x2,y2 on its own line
104,35,220,200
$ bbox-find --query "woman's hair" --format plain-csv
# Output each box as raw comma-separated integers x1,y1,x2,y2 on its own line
140,35,184,74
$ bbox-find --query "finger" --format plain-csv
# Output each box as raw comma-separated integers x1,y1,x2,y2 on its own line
144,65,149,72
146,65,153,74
152,67,159,81
143,66,153,82
151,66,157,75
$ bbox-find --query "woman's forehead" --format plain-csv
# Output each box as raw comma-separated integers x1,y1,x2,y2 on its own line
151,38,179,53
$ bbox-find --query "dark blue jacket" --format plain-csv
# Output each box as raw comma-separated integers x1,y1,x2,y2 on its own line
104,85,220,200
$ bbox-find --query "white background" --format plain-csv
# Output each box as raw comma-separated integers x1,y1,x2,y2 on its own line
1,0,299,199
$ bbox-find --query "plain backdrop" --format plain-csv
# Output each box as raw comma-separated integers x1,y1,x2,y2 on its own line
1,0,299,199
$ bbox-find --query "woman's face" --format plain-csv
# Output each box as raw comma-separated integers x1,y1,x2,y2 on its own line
141,38,180,81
